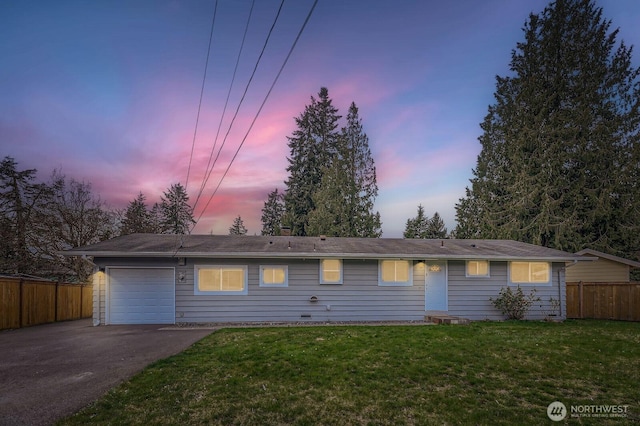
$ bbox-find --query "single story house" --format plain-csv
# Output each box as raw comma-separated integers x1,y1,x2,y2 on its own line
566,248,640,283
64,234,591,325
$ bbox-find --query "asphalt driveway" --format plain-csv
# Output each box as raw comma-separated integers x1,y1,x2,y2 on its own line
0,319,213,426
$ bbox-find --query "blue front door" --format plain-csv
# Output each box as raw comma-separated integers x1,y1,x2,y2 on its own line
425,261,447,311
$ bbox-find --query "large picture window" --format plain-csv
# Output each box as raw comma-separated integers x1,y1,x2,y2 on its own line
195,265,248,295
260,265,288,287
466,260,490,277
379,260,412,286
510,262,550,285
320,259,343,284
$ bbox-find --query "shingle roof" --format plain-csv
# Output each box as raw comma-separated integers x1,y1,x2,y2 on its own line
64,233,589,261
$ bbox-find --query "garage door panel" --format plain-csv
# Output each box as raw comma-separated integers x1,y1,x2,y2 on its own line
108,268,175,324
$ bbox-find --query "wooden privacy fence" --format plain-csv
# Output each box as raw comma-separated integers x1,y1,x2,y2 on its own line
0,277,92,330
567,282,640,321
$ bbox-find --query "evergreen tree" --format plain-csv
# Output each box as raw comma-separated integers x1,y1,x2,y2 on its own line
455,0,640,260
339,102,382,237
426,212,448,239
149,202,163,234
159,183,195,235
307,161,350,237
260,188,285,236
283,87,341,236
403,204,430,238
229,215,247,235
120,192,154,235
0,157,50,274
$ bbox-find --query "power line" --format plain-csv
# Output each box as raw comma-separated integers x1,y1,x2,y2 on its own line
192,0,285,213
192,0,256,211
185,0,218,192
194,0,319,230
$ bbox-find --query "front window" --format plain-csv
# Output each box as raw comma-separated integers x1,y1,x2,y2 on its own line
195,265,248,295
260,265,288,287
320,259,343,284
466,260,490,277
379,260,412,286
510,262,550,284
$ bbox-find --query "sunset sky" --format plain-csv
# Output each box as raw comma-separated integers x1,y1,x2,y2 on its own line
2,0,639,237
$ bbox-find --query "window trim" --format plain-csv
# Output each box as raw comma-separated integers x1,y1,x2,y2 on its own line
320,259,343,285
508,261,551,286
194,265,248,295
378,259,413,287
466,260,490,278
259,265,289,287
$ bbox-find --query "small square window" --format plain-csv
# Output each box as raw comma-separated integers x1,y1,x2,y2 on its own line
466,260,490,277
260,265,288,287
379,260,412,286
320,259,343,284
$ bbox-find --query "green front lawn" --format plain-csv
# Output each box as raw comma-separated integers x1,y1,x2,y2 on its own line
60,320,639,425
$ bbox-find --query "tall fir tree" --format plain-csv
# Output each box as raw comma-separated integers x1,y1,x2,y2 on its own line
403,204,430,239
455,0,640,260
120,192,154,235
283,87,341,236
229,215,248,235
159,183,195,235
426,212,448,239
0,157,51,274
260,189,285,236
307,161,350,237
339,102,382,237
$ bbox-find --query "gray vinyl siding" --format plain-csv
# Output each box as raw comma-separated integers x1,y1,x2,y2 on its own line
92,270,105,326
176,258,425,323
447,261,566,320
92,257,567,324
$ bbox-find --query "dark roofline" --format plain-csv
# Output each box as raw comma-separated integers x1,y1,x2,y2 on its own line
63,250,587,262
62,234,591,262
575,249,640,268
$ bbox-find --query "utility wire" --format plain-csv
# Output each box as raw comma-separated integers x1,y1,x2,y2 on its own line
185,0,218,192
193,0,319,229
192,0,285,213
193,0,256,210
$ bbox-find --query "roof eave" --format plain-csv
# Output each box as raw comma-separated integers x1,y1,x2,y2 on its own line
64,250,590,262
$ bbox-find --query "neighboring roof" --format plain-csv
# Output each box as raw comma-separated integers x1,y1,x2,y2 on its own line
63,233,590,262
575,249,640,269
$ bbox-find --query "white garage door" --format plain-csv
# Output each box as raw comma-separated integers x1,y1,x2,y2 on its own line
108,268,175,324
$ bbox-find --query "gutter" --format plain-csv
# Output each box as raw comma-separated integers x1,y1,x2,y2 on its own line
63,250,597,263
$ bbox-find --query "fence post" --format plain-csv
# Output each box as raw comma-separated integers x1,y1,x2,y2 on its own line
19,279,24,328
55,280,60,322
578,281,584,319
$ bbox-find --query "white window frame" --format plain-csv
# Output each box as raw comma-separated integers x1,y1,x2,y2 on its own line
260,265,289,287
194,265,248,295
378,260,413,286
320,259,343,284
466,260,490,278
508,261,551,286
